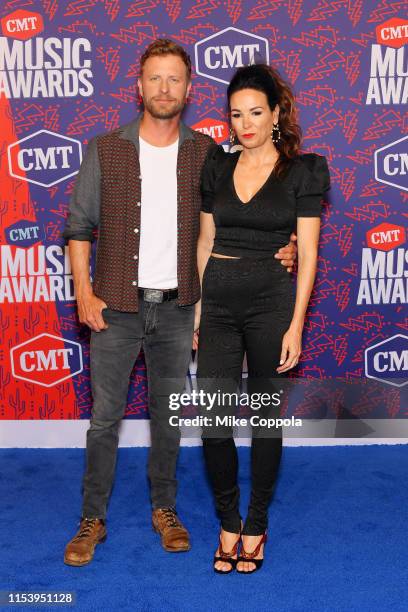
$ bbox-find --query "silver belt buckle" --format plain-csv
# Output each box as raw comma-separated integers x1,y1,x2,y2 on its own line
144,289,163,303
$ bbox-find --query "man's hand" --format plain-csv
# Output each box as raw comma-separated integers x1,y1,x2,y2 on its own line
77,291,108,332
193,301,201,350
275,232,297,273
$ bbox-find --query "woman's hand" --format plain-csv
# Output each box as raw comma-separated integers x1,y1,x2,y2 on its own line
276,325,302,373
193,301,201,350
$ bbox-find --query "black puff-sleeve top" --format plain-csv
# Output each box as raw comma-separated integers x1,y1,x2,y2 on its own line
201,144,330,258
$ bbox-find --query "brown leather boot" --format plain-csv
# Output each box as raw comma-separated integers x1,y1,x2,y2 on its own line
64,518,107,566
152,508,190,552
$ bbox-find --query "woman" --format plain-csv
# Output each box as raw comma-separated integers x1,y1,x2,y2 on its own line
195,63,330,574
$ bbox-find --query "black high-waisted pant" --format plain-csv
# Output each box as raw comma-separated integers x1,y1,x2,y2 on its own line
197,254,295,536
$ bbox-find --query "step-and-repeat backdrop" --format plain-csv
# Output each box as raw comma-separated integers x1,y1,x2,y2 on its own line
0,1,406,445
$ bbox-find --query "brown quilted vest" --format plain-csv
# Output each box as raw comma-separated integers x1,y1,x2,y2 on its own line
92,124,214,312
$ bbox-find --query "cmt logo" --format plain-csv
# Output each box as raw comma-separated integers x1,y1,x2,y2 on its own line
374,135,408,192
1,10,44,40
366,223,406,252
192,118,229,144
7,130,82,188
376,18,408,48
10,333,83,388
5,220,45,247
195,27,269,85
365,334,408,388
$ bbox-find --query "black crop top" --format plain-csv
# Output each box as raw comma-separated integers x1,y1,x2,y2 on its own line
200,145,330,257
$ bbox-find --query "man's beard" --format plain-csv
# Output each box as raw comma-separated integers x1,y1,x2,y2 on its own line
144,96,185,119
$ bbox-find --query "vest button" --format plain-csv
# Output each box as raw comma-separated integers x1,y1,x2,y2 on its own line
133,254,138,260
132,281,137,286
137,202,141,206
134,228,139,233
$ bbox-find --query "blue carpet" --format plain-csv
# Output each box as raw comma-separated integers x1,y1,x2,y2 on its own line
0,445,407,612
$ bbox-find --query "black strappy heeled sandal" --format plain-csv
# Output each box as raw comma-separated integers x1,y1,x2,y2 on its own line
236,531,267,574
213,531,241,574
213,520,243,575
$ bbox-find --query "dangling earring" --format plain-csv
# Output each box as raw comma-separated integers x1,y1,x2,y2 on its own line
229,128,236,145
271,122,281,143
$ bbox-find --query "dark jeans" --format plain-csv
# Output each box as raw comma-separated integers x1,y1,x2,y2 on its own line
81,298,195,519
197,255,295,536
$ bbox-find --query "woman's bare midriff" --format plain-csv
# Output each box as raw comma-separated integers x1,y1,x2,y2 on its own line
211,253,241,259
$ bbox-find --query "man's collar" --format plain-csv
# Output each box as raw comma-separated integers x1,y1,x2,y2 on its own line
118,114,195,153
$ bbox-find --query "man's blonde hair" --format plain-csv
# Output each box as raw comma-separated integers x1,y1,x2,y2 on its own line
140,39,192,80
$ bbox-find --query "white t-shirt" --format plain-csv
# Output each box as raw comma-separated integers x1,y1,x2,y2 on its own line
138,136,178,289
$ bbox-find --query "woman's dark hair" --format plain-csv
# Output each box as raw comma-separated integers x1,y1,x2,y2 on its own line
227,64,302,179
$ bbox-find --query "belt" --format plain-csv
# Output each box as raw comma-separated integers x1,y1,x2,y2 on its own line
138,287,178,303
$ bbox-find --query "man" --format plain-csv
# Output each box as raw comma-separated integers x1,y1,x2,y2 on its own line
62,39,296,566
